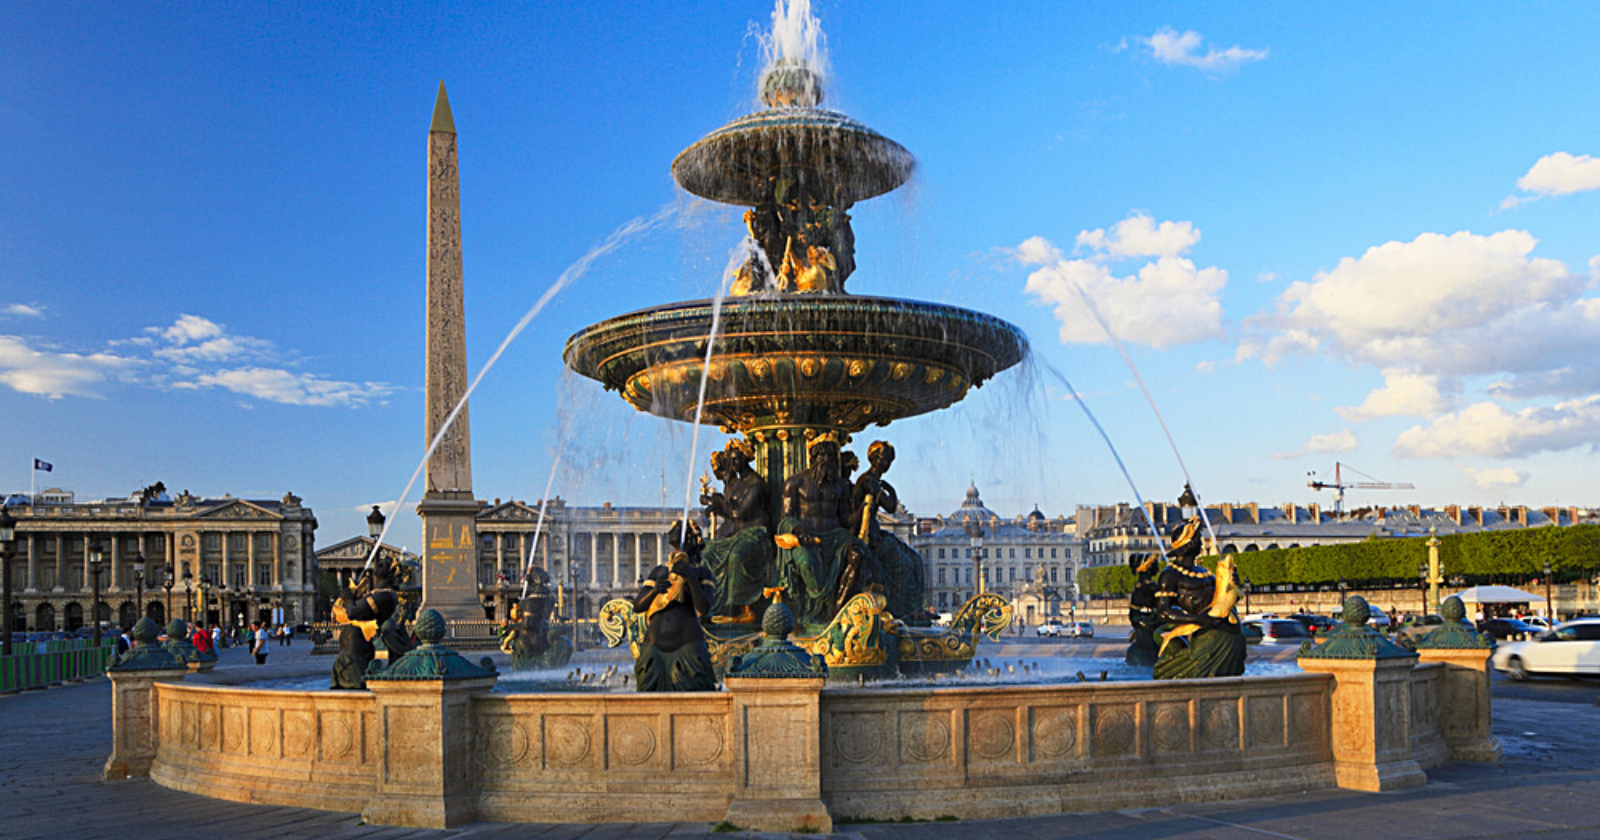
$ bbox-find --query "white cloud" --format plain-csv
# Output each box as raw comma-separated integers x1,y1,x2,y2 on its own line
1336,371,1454,422
175,367,395,408
1272,429,1358,460
1501,152,1600,208
352,500,405,518
4,304,46,319
0,335,143,399
1075,214,1200,260
1017,215,1226,349
1394,397,1600,459
1139,28,1268,73
145,314,274,363
1459,465,1527,491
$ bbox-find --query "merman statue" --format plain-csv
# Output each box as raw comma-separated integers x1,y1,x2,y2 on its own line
501,566,572,670
630,550,717,692
1151,517,1245,680
330,555,416,690
849,441,925,621
774,434,862,626
1124,552,1162,668
699,439,775,623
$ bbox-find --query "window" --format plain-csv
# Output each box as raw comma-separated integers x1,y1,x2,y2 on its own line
230,534,246,551
231,565,246,587
1050,567,1058,583
1008,567,1016,582
205,534,221,551
938,592,948,608
937,547,945,559
256,564,272,586
1009,548,1016,559
1051,548,1058,558
937,568,946,585
964,568,972,585
1024,547,1031,559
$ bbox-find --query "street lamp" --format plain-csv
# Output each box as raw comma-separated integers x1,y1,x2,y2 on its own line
1417,563,1429,616
183,568,194,622
1241,575,1252,616
965,520,985,597
1542,559,1554,622
1,507,16,656
162,565,175,624
367,505,386,543
88,539,104,644
131,551,146,623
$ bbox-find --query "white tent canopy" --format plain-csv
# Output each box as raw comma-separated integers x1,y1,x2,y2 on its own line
1453,585,1543,604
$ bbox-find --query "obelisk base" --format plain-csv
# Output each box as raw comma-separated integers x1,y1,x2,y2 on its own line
417,492,484,622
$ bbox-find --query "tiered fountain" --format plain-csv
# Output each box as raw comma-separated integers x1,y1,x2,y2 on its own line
564,54,1026,678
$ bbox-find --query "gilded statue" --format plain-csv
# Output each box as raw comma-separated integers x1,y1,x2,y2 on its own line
630,550,717,691
731,175,855,296
698,439,775,623
330,556,415,690
849,441,925,621
1124,552,1162,668
1151,518,1245,680
774,435,864,625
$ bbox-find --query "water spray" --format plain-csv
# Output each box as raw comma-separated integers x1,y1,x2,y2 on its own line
678,243,739,546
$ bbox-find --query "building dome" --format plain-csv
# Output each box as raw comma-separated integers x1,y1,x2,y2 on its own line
1027,506,1046,521
949,484,999,523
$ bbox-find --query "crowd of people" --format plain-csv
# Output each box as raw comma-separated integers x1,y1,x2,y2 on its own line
110,619,299,663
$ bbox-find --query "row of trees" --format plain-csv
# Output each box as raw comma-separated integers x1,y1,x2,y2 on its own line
1080,523,1600,598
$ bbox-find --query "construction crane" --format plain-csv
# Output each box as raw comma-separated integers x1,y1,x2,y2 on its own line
1307,462,1414,515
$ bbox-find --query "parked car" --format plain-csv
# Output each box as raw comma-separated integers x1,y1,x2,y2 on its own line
1036,621,1064,637
1491,619,1600,680
1366,611,1393,630
1241,622,1265,645
1063,621,1094,639
1288,614,1336,634
1522,616,1552,631
1242,618,1312,645
1396,614,1444,644
1477,617,1541,641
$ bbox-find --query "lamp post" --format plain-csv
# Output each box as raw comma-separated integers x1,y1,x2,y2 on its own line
1337,577,1349,612
88,539,104,644
162,566,175,624
197,578,210,626
1425,526,1442,615
1,508,16,656
131,551,146,623
1241,575,1252,616
965,520,985,597
1542,559,1554,622
183,568,194,622
570,561,582,653
367,504,385,549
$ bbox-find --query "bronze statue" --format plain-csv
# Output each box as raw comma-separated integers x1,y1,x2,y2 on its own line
1124,552,1162,668
849,441,925,620
731,173,856,296
630,551,717,691
501,567,573,670
330,556,415,690
699,440,775,623
1151,518,1245,680
774,435,861,625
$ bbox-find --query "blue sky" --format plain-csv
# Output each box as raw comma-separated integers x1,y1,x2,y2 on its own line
4,1,1598,548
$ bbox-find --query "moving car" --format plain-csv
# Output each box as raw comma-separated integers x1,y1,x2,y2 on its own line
1288,613,1336,634
1477,617,1541,641
1242,618,1312,645
1491,619,1600,680
1063,621,1094,639
1396,614,1444,645
1036,621,1064,637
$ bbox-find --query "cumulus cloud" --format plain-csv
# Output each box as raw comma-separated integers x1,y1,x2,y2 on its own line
1272,429,1358,460
176,367,395,408
0,335,143,399
1135,28,1268,74
1017,214,1226,348
1336,371,1454,422
1501,152,1600,209
146,314,274,363
4,304,46,319
1394,397,1600,459
1459,465,1527,491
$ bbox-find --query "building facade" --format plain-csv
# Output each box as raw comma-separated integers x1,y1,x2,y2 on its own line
911,485,1078,625
4,488,317,633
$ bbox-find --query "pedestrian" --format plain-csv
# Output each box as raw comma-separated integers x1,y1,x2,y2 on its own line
284,623,293,646
191,623,213,656
250,621,268,665
210,625,221,650
115,627,132,657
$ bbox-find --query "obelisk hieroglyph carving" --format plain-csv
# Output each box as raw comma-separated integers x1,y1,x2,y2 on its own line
417,81,485,621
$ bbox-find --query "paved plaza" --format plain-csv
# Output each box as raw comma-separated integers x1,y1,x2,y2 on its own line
3,641,1598,839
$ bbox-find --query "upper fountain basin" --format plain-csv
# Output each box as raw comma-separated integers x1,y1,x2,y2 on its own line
562,294,1028,434
672,107,914,207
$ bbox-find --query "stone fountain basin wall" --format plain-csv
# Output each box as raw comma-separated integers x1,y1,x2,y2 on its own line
143,672,1368,824
148,684,380,814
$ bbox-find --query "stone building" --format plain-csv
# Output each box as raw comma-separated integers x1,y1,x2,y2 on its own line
3,488,317,633
911,485,1078,624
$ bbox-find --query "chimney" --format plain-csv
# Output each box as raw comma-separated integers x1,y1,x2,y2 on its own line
1220,502,1234,524
1309,502,1321,522
1248,502,1259,524
1285,504,1298,524
1570,507,1579,526
1446,504,1461,525
1515,506,1528,526
1408,504,1421,517
1542,506,1559,525
1469,506,1483,526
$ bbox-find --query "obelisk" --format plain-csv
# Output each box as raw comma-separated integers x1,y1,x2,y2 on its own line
416,81,484,621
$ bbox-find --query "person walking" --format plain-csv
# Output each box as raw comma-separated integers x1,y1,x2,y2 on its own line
210,625,221,650
250,621,268,665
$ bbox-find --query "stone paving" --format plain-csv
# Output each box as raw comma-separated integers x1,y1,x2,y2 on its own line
2,641,1598,839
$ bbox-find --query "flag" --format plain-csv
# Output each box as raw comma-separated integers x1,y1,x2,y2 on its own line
32,459,52,472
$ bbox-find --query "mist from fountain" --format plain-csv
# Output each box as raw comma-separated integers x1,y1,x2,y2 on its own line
758,0,830,104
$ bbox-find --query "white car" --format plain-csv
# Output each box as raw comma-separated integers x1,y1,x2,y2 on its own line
1036,622,1064,637
1491,619,1600,680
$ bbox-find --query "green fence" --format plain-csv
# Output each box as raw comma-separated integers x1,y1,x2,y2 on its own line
0,639,117,693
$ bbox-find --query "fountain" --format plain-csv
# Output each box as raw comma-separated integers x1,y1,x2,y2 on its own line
566,29,1025,682
108,4,1503,831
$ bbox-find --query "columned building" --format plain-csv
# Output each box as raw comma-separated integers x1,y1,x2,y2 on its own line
3,488,317,633
911,485,1077,624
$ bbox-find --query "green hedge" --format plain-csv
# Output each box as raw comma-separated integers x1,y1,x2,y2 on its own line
1080,523,1600,597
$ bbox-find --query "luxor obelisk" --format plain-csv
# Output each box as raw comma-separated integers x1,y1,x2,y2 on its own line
417,81,484,621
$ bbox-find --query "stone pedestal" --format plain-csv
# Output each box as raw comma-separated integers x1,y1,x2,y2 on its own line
104,667,187,780
1416,647,1502,763
417,493,484,622
724,676,831,834
1298,655,1426,792
361,675,497,828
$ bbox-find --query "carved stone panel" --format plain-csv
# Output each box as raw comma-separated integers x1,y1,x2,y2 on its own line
249,707,280,758
284,709,315,760
1199,698,1240,752
1029,705,1080,762
1247,695,1285,749
321,710,358,762
607,714,660,769
1090,703,1138,759
830,711,886,766
898,710,952,765
1151,701,1192,754
1288,692,1324,747
671,713,727,770
966,708,1017,763
544,715,596,769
